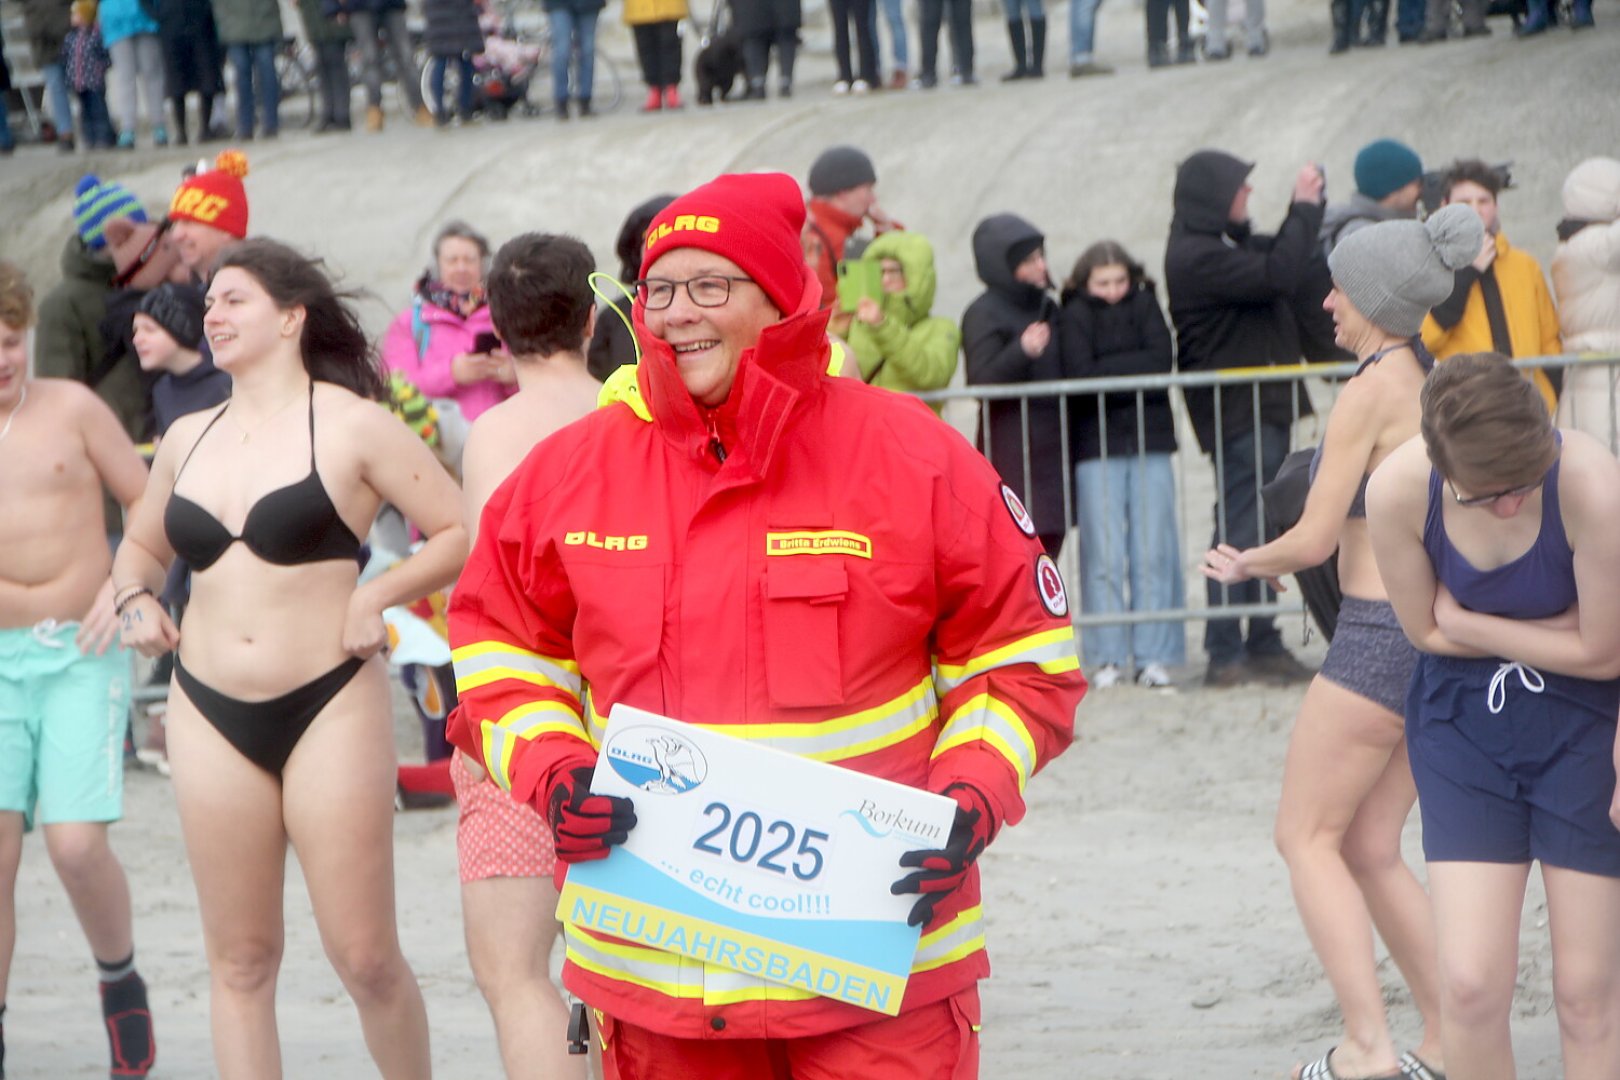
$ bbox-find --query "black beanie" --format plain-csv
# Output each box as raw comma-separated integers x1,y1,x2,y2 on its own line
138,283,205,349
808,146,878,197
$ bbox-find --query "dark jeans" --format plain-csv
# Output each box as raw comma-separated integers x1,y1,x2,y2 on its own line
1146,0,1192,46
316,39,352,125
1395,0,1425,36
918,0,973,77
632,20,683,87
430,53,475,118
1204,421,1290,667
226,40,279,137
744,29,798,87
829,0,879,82
77,88,115,146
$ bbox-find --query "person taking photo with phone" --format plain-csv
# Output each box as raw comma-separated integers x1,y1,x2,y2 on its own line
845,232,958,410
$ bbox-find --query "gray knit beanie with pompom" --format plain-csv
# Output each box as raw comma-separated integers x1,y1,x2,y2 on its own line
1328,203,1484,338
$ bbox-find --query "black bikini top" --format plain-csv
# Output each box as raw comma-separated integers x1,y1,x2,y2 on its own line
164,384,362,572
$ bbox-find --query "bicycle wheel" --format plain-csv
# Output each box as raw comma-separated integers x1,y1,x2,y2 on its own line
590,48,623,112
419,56,476,122
275,39,319,128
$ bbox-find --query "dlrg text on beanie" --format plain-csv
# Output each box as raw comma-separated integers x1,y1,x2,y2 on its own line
638,173,814,316
169,151,251,240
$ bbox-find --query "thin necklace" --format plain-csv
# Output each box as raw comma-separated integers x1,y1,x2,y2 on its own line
0,384,25,446
226,386,305,444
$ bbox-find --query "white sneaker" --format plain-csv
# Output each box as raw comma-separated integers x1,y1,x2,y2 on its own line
851,79,871,93
1136,663,1174,689
832,80,851,95
1091,663,1124,689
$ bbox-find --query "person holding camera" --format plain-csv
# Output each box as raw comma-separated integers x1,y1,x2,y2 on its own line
381,221,513,462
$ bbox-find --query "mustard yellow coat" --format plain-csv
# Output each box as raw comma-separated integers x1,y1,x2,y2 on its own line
1423,231,1562,414
622,0,687,25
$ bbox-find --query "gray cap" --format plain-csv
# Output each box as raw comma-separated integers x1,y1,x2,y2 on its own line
1328,204,1483,337
808,146,877,197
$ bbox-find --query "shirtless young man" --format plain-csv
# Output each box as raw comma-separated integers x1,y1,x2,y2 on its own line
0,262,156,1078
452,234,601,1080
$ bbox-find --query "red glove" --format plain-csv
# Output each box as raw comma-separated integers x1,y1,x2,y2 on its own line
890,783,998,928
546,766,638,864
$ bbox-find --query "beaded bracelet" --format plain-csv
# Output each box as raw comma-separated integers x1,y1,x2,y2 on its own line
114,587,154,618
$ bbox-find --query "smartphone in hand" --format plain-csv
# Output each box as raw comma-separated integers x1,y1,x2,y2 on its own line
473,330,502,355
836,260,884,314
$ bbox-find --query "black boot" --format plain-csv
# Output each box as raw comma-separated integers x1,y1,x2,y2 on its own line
170,96,189,145
1329,0,1353,50
1001,19,1029,80
1029,16,1047,76
1147,41,1171,65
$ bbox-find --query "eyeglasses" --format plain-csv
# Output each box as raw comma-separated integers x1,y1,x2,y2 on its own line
635,275,754,311
1449,479,1543,508
111,218,174,289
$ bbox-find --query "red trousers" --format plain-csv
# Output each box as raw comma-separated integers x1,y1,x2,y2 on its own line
599,988,980,1080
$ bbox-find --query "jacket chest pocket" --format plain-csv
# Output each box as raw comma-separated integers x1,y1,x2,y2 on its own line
762,562,847,708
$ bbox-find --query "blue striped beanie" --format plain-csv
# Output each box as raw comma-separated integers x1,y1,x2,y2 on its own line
74,175,148,251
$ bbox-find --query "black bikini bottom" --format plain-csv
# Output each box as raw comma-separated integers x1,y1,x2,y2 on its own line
174,655,366,775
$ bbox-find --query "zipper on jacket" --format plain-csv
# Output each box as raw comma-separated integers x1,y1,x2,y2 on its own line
705,413,727,464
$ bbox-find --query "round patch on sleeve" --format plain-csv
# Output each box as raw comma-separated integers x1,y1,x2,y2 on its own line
1001,484,1037,537
1035,554,1069,618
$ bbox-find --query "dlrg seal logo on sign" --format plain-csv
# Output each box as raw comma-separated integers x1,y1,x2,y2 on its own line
604,726,709,794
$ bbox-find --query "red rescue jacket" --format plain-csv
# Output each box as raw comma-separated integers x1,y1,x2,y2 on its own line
447,280,1084,1040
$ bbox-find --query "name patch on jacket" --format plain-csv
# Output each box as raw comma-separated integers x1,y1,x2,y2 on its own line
765,531,873,559
565,531,649,551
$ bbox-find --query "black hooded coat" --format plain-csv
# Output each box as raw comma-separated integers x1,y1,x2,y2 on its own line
961,213,1067,541
1164,150,1329,454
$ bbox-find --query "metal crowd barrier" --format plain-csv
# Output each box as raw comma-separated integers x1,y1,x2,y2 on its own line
917,352,1620,636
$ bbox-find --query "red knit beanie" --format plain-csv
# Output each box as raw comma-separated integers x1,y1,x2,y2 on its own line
639,172,811,316
168,151,250,239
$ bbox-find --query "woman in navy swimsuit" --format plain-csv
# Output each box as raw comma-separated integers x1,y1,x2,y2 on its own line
113,239,467,1078
1201,206,1480,1080
1369,353,1620,1080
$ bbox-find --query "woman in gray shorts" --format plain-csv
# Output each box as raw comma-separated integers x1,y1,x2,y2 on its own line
1200,204,1481,1080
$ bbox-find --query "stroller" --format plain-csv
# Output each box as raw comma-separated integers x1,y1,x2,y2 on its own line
475,6,544,119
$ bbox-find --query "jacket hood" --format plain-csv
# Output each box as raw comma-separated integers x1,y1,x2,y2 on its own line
1173,150,1255,234
972,213,1045,297
630,270,831,470
59,234,116,284
1561,156,1620,224
862,231,936,327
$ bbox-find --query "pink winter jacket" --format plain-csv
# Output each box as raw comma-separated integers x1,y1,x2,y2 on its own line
380,296,513,422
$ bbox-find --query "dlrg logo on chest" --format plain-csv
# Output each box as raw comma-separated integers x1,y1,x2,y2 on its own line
565,531,649,551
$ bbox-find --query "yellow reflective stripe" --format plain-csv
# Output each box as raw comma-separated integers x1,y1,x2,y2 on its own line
931,694,1038,789
478,699,588,790
703,972,820,1005
587,680,937,764
912,905,986,973
688,678,938,762
934,627,1079,694
453,642,582,698
565,926,703,999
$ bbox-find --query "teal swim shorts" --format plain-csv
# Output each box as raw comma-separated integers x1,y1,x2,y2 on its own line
0,621,131,830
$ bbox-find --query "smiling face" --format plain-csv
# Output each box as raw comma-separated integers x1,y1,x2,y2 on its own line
204,267,302,372
168,218,235,277
436,235,486,294
642,248,781,409
0,320,26,410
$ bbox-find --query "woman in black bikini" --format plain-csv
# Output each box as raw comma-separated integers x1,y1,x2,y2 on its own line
113,239,466,1079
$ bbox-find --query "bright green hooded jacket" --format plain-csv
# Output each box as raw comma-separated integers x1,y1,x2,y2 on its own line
846,232,959,412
